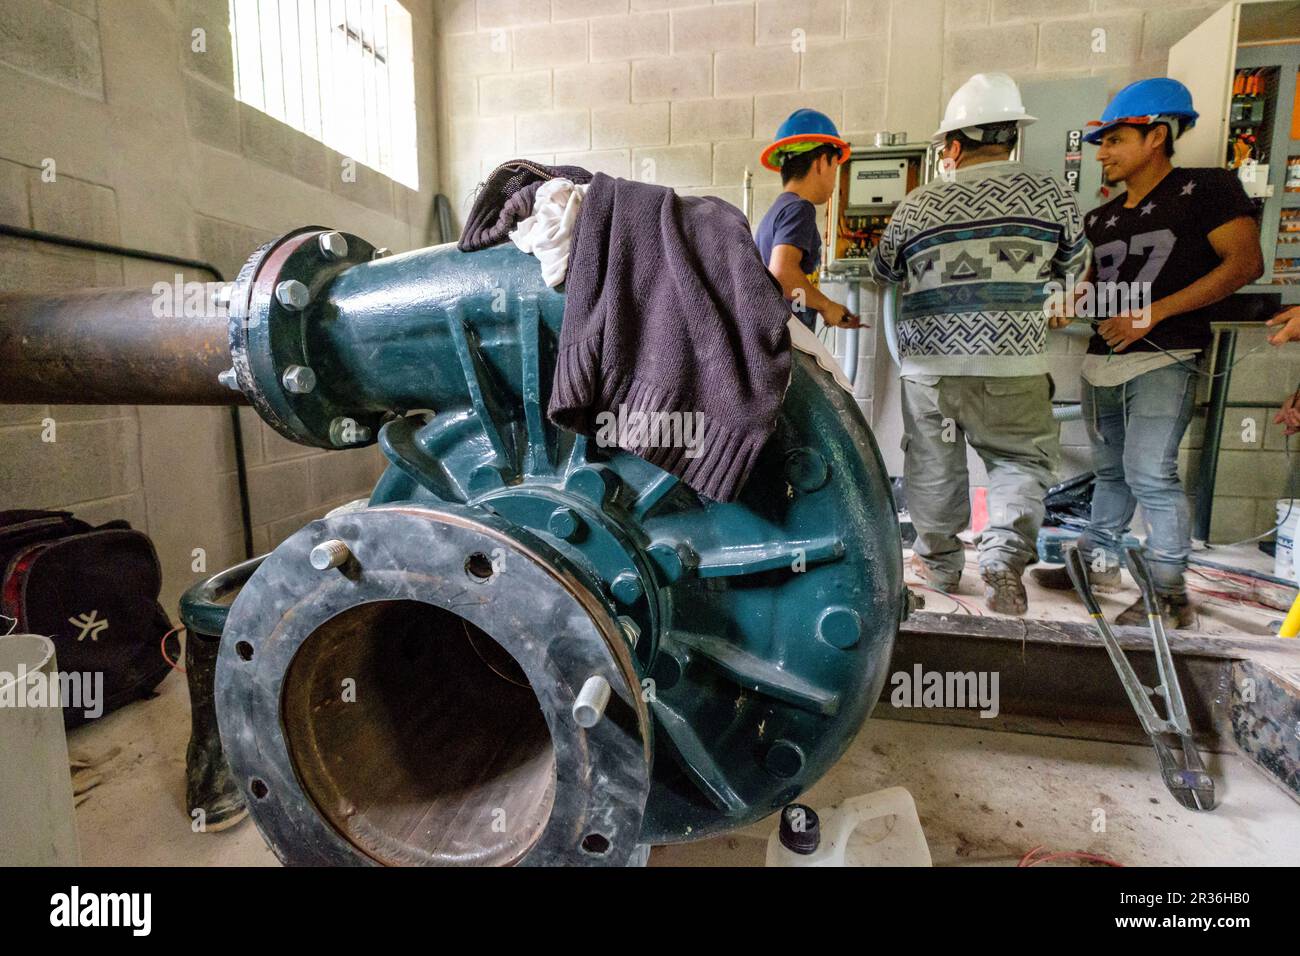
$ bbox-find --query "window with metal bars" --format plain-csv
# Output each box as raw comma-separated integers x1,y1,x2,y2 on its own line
228,0,419,189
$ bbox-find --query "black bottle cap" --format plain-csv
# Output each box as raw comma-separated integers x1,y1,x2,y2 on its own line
778,803,821,855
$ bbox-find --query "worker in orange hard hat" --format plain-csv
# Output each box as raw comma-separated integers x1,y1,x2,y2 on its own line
754,109,858,332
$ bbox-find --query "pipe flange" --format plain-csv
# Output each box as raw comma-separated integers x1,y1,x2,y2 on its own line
226,227,380,448
215,504,652,867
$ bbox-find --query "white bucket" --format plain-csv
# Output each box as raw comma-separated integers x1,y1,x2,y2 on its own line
1276,499,1300,583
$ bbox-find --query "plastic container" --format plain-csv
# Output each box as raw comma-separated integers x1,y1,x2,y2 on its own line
1275,499,1300,583
765,787,932,867
0,633,81,865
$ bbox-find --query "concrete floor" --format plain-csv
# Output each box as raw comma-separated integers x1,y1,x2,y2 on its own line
69,653,1300,867
905,541,1290,637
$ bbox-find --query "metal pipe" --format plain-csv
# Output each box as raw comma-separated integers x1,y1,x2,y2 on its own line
0,224,253,559
840,281,859,384
0,288,242,405
1194,330,1236,542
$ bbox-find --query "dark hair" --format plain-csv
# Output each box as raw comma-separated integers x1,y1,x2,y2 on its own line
780,143,841,184
1131,122,1177,157
944,121,1018,154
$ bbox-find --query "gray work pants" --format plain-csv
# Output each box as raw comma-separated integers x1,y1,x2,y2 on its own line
900,374,1060,582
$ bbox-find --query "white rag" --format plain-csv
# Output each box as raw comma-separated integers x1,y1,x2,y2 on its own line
509,178,588,287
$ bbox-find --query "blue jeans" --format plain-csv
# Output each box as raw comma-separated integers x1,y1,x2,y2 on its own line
1078,363,1197,594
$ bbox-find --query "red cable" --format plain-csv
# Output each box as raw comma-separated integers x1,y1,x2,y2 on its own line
161,626,186,674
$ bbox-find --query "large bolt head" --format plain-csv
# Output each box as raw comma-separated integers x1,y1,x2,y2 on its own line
611,570,644,605
217,368,240,391
281,364,317,394
318,231,348,260
275,279,310,311
548,506,581,541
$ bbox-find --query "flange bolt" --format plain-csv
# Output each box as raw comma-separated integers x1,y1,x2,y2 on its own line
318,231,348,260
281,365,317,394
217,368,240,391
611,571,644,605
572,675,611,728
275,279,310,311
310,539,351,571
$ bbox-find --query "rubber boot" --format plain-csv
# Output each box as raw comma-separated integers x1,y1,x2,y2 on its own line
185,628,247,832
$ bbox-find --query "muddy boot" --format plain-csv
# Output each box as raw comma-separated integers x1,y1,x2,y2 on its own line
185,628,247,832
1115,590,1195,630
981,564,1028,615
908,554,962,594
1030,548,1121,593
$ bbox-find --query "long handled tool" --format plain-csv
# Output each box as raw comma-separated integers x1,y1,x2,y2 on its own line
1065,546,1216,811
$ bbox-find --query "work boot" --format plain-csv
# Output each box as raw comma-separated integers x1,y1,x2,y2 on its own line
1029,551,1122,593
1115,591,1195,630
908,554,961,594
981,564,1028,616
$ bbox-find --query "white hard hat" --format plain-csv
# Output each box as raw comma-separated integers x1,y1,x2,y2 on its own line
933,72,1036,144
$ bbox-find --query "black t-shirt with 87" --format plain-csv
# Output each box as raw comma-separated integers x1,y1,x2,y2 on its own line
1083,166,1255,355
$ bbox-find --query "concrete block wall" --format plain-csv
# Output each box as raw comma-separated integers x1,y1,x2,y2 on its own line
0,0,442,613
434,0,1300,546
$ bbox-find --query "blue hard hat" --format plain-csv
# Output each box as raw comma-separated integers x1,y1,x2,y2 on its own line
761,109,851,171
1083,77,1198,145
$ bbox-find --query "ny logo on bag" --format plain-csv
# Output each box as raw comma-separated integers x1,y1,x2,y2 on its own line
69,610,108,642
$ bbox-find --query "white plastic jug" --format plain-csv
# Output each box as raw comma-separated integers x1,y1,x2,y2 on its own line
765,787,931,867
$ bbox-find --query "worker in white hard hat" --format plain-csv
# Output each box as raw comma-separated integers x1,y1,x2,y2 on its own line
868,72,1091,616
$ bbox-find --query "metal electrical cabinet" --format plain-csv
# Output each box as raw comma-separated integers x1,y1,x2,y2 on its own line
1169,0,1300,301
823,142,933,279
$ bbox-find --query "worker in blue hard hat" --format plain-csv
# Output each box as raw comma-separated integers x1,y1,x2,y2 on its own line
754,109,860,332
1032,77,1265,629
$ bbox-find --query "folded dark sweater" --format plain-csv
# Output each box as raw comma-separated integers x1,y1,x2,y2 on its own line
548,173,792,502
458,159,593,252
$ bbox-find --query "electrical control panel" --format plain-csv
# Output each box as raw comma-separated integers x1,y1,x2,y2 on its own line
824,143,932,275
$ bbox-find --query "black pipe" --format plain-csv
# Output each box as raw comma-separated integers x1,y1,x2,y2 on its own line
1194,330,1237,542
0,222,254,560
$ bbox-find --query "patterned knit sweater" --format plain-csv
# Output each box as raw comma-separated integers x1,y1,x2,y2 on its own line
868,159,1091,378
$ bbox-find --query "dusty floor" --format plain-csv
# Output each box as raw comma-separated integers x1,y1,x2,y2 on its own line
68,654,1300,867
905,541,1290,637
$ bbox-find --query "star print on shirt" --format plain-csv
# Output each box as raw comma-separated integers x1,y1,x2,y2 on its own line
1087,214,1098,227
1104,214,1118,228
1140,202,1156,216
1180,180,1196,196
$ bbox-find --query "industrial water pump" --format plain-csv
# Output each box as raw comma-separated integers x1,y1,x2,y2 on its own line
0,226,905,866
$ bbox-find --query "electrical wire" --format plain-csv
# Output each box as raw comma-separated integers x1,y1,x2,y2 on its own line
1018,845,1124,867
1086,317,1275,380
160,626,186,674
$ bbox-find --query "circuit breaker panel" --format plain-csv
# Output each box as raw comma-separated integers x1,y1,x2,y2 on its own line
824,142,932,277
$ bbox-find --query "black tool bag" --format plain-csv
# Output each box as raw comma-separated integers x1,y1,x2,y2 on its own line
0,510,176,727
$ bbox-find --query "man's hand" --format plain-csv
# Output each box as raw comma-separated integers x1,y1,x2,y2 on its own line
1275,387,1300,436
1267,306,1300,346
1097,302,1166,352
821,301,863,329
